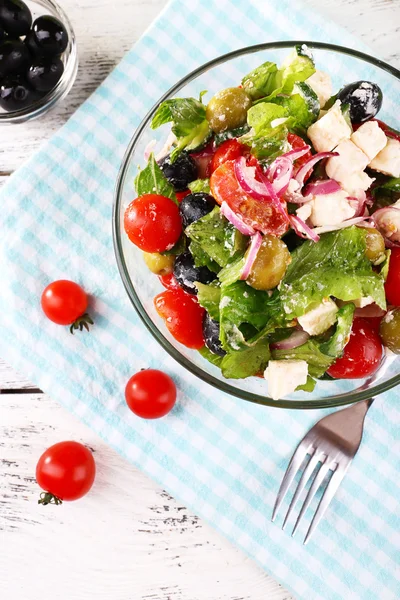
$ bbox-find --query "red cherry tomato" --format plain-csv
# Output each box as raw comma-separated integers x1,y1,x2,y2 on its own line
158,272,180,290
125,369,177,419
36,441,96,504
154,287,205,349
124,194,182,253
385,247,400,306
327,318,383,379
210,160,289,236
287,133,313,179
41,280,90,328
176,190,191,202
211,139,244,173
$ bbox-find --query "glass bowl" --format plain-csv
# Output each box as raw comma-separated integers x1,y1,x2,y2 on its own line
113,41,400,409
0,0,78,124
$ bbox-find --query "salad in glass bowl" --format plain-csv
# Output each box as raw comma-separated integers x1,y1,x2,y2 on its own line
122,44,400,401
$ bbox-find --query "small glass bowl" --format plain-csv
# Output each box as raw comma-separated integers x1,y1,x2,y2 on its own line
113,41,400,410
0,0,78,124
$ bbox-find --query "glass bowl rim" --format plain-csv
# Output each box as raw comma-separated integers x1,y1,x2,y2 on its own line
0,0,78,124
113,40,400,410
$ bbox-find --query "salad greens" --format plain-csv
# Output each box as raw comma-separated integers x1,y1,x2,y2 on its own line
188,178,211,194
196,281,221,321
271,339,334,378
135,153,177,202
189,241,220,273
220,336,270,379
320,304,355,358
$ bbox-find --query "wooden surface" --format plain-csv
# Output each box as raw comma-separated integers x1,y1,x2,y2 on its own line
1,1,399,599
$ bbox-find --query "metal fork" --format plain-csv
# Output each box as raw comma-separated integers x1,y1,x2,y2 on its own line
272,398,374,544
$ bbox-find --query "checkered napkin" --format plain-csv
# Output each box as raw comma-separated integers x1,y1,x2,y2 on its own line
1,1,400,598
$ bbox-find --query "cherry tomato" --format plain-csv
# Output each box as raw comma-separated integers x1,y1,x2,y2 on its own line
176,190,191,202
327,318,383,379
124,193,182,253
41,280,93,333
125,369,177,419
211,139,244,173
154,287,205,349
287,133,313,179
36,441,96,505
385,247,400,306
210,160,289,236
158,272,180,290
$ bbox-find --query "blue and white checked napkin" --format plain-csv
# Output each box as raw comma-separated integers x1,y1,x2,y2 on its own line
1,1,400,598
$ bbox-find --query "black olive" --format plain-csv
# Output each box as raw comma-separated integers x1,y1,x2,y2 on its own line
179,192,216,229
202,313,226,356
25,30,44,57
0,74,41,110
32,15,68,57
27,56,64,92
0,24,6,42
337,80,382,123
0,0,32,37
173,251,216,295
159,152,197,192
0,39,30,79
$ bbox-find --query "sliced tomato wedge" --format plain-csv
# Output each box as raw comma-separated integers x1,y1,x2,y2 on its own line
210,160,289,236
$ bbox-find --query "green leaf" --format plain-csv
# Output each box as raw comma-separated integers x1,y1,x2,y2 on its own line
196,281,221,320
199,90,208,103
219,283,287,351
240,103,290,160
341,103,353,132
189,241,220,272
271,94,314,134
372,177,400,201
185,206,248,268
320,304,355,358
296,375,317,393
273,44,315,97
199,345,224,367
160,234,187,256
221,336,270,379
241,61,278,100
214,125,250,147
218,254,246,286
188,178,211,194
381,250,391,282
280,226,387,318
135,153,177,202
293,81,319,123
271,339,334,379
245,103,287,135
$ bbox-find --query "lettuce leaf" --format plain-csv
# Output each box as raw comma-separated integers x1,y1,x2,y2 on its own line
280,226,387,318
185,206,248,268
189,241,220,273
320,304,355,358
271,92,317,133
220,336,270,379
188,178,210,194
135,153,177,202
218,254,246,286
271,339,334,379
196,281,221,320
240,103,290,160
199,345,224,368
241,61,278,100
151,97,211,161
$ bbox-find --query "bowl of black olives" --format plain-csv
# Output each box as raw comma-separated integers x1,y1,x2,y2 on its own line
0,0,77,123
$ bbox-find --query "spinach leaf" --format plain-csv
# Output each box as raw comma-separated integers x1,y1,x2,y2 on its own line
188,178,211,194
196,281,221,321
220,337,270,379
185,206,248,268
320,304,355,358
241,61,278,100
135,153,177,202
280,226,387,318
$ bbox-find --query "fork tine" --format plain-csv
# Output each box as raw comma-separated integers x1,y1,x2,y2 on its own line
282,448,322,530
303,464,349,545
291,456,330,538
271,441,313,522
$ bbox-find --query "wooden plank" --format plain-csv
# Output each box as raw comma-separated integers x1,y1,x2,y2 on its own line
0,392,292,600
0,359,41,391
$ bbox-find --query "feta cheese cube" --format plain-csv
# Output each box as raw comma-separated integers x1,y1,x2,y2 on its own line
264,360,308,400
325,139,369,183
306,70,333,108
369,138,400,178
307,100,352,152
298,298,338,336
351,296,374,308
307,189,356,227
296,201,313,222
340,171,375,195
351,121,387,161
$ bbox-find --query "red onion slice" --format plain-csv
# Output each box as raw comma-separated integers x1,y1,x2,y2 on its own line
220,201,255,236
303,179,341,196
240,232,262,281
271,329,310,350
295,152,339,187
256,168,291,223
268,155,293,196
283,145,311,162
290,215,320,242
234,157,271,201
372,206,400,248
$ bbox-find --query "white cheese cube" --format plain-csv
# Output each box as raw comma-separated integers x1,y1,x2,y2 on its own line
351,296,374,308
307,189,356,227
298,298,338,336
325,139,369,183
307,100,352,152
340,171,375,195
264,360,308,400
369,138,400,178
306,70,333,108
351,121,387,161
296,201,313,222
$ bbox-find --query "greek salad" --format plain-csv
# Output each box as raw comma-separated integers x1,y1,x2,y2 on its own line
124,44,400,400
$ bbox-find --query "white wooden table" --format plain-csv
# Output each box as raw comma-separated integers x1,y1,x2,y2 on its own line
1,1,399,598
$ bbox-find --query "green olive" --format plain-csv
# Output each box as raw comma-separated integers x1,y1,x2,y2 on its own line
364,228,386,265
247,235,291,291
143,252,175,275
380,308,400,354
206,87,252,133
